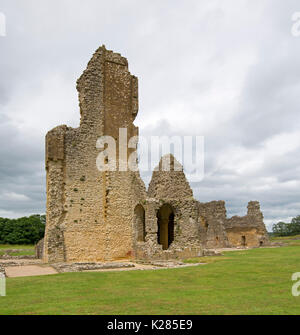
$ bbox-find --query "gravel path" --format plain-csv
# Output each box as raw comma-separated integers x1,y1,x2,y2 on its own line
5,265,58,277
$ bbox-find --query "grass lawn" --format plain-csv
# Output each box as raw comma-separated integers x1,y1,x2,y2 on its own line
0,245,35,250
0,244,300,315
0,250,35,256
269,234,300,246
0,245,35,256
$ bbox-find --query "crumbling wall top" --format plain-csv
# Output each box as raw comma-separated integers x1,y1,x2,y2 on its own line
148,154,193,199
76,45,137,129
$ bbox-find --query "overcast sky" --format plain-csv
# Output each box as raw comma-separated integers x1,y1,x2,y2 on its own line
1,0,300,230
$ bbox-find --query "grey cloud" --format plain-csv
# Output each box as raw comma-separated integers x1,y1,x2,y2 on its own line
0,0,300,230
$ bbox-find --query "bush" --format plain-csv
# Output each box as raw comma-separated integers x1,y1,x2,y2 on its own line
0,214,45,245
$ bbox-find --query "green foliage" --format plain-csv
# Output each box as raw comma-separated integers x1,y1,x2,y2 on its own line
272,221,289,236
272,215,300,236
0,214,45,245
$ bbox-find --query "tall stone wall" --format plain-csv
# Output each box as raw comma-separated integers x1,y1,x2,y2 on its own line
197,201,230,248
44,46,146,263
225,201,269,247
134,155,203,260
134,198,204,261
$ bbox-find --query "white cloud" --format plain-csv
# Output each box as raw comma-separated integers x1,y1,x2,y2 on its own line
0,0,300,231
0,192,30,201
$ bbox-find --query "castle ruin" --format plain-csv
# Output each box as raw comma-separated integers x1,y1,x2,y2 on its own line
44,46,269,263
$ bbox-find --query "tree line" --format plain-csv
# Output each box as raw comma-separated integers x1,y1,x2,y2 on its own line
272,215,300,237
0,214,45,245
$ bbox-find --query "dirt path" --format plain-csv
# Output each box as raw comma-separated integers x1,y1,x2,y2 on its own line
5,265,58,277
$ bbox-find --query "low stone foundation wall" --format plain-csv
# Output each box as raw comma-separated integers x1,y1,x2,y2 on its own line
135,245,204,261
52,262,135,273
0,255,36,260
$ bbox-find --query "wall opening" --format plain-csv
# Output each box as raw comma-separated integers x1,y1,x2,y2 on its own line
241,235,246,246
134,204,146,242
259,240,263,246
157,204,175,250
200,217,208,230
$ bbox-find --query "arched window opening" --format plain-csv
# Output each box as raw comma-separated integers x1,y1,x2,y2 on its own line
134,204,146,242
200,217,208,230
157,204,175,250
241,235,246,246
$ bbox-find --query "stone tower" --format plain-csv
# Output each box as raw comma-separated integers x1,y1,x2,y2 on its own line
44,46,146,262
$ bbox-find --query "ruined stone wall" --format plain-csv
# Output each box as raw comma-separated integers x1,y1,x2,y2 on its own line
196,201,230,248
146,156,231,252
134,198,203,261
133,198,235,260
147,154,194,199
134,155,203,260
44,125,68,262
44,46,269,264
35,238,44,259
225,201,269,247
44,46,146,263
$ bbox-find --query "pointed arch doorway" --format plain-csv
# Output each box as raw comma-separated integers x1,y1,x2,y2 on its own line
157,204,174,250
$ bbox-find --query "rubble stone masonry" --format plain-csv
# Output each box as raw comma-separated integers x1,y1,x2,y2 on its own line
44,46,269,263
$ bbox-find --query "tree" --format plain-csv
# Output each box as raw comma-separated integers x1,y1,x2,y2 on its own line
272,221,289,236
0,214,45,244
290,216,300,235
272,215,300,237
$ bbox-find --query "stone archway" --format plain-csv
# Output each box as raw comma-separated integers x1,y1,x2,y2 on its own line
134,204,146,242
241,235,246,246
157,204,174,250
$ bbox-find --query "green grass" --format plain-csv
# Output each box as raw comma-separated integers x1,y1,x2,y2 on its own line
0,250,35,256
0,244,300,315
183,256,228,264
270,234,300,246
0,244,35,256
9,250,35,256
0,245,34,250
